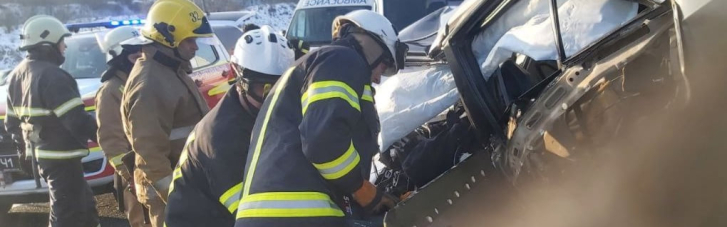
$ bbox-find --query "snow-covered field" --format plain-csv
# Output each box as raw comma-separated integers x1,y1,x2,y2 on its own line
0,3,295,70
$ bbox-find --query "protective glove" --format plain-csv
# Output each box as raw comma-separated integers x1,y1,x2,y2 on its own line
353,180,399,214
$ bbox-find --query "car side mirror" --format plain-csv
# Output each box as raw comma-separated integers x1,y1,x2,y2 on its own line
281,30,286,36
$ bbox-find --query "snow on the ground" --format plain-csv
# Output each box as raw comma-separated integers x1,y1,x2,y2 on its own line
239,3,296,32
0,28,22,71
0,3,295,70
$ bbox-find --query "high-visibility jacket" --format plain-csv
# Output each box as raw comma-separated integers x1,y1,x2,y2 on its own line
234,36,380,227
5,46,97,160
121,44,210,202
95,68,132,179
165,85,256,227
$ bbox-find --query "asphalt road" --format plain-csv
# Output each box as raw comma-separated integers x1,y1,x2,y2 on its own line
1,193,130,227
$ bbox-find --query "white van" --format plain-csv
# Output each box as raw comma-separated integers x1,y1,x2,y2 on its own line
285,0,375,48
286,0,462,48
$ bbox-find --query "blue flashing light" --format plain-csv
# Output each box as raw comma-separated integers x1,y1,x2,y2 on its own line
122,20,131,25
131,20,139,25
111,21,120,26
140,19,147,24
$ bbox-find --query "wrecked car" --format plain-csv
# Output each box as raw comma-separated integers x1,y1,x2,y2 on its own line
371,0,724,226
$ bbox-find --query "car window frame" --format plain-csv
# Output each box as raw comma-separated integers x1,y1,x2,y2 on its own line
190,41,222,70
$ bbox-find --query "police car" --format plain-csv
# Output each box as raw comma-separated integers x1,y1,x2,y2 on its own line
0,19,238,214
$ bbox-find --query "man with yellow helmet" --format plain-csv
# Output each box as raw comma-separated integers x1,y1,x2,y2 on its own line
120,0,212,226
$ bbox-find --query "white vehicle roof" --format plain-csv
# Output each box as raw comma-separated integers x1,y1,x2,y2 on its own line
296,0,376,10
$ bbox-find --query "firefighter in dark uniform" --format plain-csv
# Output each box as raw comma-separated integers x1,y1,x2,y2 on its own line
234,10,408,227
5,15,99,227
165,25,295,227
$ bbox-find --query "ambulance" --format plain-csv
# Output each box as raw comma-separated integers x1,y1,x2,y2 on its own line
285,0,461,50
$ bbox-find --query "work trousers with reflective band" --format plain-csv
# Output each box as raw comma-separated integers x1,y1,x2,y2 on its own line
234,192,347,227
38,158,99,227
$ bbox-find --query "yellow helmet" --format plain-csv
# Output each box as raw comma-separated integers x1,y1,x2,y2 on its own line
140,0,213,48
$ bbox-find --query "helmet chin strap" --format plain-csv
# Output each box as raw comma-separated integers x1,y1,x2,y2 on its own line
247,90,265,104
237,84,262,116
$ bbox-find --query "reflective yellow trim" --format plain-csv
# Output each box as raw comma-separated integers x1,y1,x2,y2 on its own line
109,152,126,167
53,97,83,117
85,105,96,112
312,141,360,180
168,168,182,196
35,149,88,159
236,192,344,218
362,85,374,102
0,115,4,120
301,81,360,115
89,146,101,153
219,182,243,213
243,68,295,197
298,41,310,54
13,106,51,117
208,81,231,97
5,108,16,117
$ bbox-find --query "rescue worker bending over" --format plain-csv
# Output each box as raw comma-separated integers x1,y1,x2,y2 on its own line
234,10,408,227
120,0,212,226
165,25,295,227
5,15,99,227
95,26,150,227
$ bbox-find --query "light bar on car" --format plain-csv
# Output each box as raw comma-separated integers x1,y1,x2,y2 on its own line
66,19,146,33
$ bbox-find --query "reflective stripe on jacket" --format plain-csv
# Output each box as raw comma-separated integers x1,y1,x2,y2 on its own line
165,86,256,227
5,47,97,160
234,36,380,227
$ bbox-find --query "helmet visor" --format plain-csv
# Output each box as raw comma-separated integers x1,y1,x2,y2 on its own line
192,16,213,36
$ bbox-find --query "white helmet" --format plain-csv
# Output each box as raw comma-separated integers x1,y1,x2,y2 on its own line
97,26,142,62
231,25,294,79
332,10,408,73
19,15,72,51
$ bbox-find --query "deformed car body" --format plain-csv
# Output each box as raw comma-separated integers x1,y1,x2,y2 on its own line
379,0,727,226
